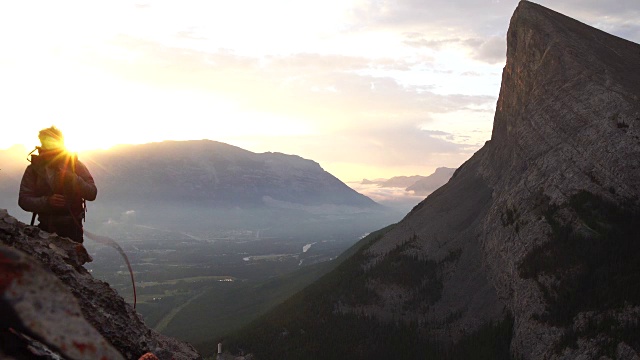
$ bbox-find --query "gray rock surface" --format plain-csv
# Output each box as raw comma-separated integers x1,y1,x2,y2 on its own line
343,1,640,358
0,243,124,360
0,209,201,360
479,1,640,358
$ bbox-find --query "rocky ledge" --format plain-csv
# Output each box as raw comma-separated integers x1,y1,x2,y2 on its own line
0,209,201,360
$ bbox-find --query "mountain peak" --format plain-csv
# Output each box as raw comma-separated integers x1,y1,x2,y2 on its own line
488,0,640,198
492,0,640,147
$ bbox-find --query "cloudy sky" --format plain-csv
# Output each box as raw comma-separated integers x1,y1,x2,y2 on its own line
1,0,639,181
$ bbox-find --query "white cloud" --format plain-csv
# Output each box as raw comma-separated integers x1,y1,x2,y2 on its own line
470,36,506,64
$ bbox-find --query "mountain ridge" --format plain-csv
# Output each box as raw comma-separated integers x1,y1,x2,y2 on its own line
82,139,378,208
406,167,457,195
360,166,456,193
1,139,378,210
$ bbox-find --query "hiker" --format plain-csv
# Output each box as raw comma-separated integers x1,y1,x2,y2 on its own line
18,126,97,243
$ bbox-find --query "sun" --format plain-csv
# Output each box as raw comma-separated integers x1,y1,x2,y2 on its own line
63,132,114,153
62,137,90,153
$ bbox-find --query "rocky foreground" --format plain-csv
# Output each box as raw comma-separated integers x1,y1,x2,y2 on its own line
0,209,201,360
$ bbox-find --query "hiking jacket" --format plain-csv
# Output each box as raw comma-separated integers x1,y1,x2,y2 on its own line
18,149,97,225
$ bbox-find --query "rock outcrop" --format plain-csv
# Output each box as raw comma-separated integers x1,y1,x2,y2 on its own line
0,209,201,360
362,1,640,358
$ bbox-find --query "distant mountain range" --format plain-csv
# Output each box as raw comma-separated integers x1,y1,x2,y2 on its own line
362,175,424,188
361,167,456,193
81,140,378,209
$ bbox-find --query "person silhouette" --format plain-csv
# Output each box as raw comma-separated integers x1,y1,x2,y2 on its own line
18,126,97,243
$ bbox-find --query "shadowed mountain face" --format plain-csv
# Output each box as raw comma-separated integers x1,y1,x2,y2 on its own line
228,2,640,359
84,140,377,208
82,140,389,238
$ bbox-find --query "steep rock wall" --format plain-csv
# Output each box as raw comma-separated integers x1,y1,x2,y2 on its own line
360,1,640,358
479,2,640,358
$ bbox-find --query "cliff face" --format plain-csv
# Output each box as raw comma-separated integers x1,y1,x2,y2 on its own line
477,2,640,357
350,1,640,358
0,209,201,360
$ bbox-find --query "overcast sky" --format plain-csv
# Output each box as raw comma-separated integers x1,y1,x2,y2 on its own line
1,0,638,181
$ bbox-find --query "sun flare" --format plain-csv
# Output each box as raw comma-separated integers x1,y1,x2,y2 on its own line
63,137,100,153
